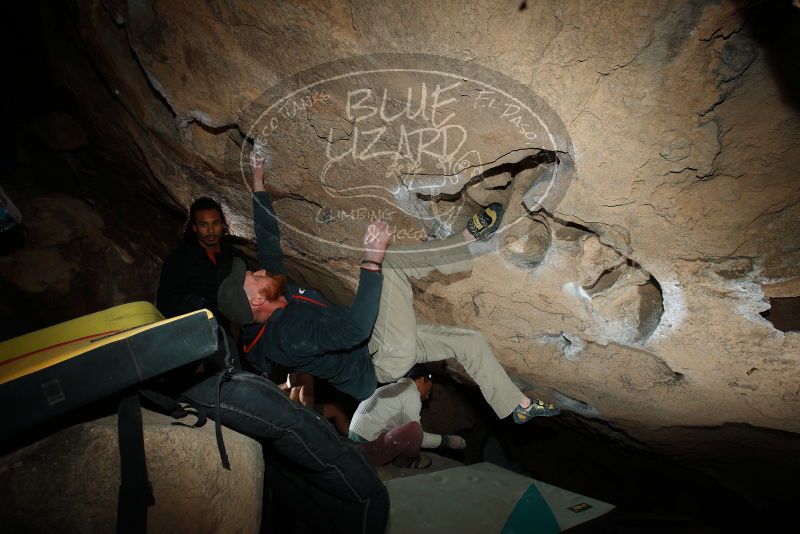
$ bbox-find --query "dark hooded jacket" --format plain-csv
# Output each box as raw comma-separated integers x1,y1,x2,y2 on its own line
156,231,243,321
240,192,380,401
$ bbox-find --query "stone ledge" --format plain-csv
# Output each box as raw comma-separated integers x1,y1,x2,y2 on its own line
0,408,263,534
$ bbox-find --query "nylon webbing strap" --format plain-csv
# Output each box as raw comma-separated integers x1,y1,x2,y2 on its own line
215,372,231,470
117,394,155,534
139,389,208,428
215,325,233,470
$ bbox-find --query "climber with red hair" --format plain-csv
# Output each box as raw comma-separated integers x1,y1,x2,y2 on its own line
217,147,561,423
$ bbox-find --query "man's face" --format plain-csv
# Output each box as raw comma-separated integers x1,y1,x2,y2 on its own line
193,209,223,250
244,269,274,302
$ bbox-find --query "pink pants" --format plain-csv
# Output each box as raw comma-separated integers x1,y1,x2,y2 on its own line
358,421,423,466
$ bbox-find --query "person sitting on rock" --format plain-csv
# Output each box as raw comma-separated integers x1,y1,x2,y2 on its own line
217,150,560,419
170,361,389,533
349,367,465,469
157,196,243,322
156,195,249,376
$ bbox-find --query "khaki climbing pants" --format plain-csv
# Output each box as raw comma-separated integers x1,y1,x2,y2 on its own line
368,233,523,419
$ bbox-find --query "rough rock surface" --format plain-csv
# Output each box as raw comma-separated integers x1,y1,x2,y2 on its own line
0,409,263,534
0,182,172,333
20,0,800,456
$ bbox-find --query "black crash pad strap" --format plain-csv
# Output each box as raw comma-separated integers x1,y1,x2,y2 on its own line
140,389,208,428
115,324,236,533
117,394,155,534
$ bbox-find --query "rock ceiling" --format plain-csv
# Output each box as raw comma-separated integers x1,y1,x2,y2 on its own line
4,0,799,446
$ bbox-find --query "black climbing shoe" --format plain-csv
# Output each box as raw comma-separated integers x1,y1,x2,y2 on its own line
393,454,433,469
466,203,505,241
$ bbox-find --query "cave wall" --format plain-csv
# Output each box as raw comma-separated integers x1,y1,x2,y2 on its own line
9,0,799,445
0,4,183,333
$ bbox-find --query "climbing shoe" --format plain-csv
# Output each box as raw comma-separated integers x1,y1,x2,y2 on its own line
393,454,433,469
513,398,561,424
466,202,505,241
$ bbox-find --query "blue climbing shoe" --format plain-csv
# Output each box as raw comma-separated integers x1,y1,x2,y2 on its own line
513,398,561,424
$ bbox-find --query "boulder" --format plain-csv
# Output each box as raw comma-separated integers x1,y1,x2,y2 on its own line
0,409,263,534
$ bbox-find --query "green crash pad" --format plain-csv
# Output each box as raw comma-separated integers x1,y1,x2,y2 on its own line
387,462,615,533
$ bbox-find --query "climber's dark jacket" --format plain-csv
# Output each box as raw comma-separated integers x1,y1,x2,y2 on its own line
241,192,380,401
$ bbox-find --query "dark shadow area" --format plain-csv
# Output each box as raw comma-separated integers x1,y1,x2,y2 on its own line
415,151,557,203
477,150,558,181
760,296,800,332
420,363,796,533
0,391,120,457
0,2,187,330
0,225,26,256
739,0,800,111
